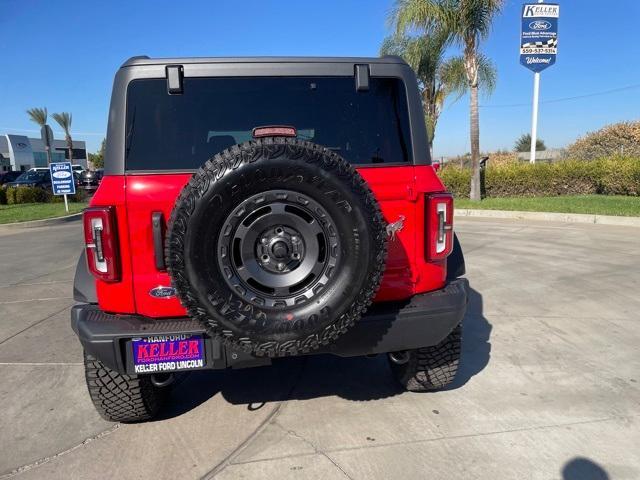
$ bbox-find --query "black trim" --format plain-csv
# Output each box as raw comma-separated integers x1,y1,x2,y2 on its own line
73,251,97,304
447,233,466,281
355,64,370,91
71,279,468,374
165,65,184,94
151,212,166,270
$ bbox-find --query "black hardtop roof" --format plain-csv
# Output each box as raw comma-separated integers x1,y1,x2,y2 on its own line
121,55,407,68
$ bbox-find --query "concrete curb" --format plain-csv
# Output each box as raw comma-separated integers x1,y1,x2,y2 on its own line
0,212,82,231
455,209,640,227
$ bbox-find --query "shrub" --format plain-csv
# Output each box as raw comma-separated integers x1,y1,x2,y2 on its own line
565,121,640,160
597,157,640,196
439,157,640,198
439,165,470,198
488,151,518,166
5,187,17,205
71,188,88,202
0,188,6,205
14,186,49,204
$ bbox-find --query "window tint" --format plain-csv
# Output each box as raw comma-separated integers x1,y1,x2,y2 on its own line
18,170,49,181
125,76,412,171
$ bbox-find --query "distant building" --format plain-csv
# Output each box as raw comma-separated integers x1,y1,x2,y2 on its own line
516,149,564,162
0,134,87,172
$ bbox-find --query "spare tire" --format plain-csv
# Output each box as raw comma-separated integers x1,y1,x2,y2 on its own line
166,137,386,357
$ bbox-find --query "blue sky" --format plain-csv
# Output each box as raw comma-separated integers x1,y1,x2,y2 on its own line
1,0,638,157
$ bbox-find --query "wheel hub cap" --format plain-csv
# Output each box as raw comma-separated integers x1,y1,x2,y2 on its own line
217,190,340,308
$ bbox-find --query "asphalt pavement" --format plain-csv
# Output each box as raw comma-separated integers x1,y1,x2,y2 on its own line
1,218,639,479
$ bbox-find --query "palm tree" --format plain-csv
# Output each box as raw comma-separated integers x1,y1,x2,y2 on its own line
27,107,53,164
392,0,504,200
26,107,48,127
52,112,74,162
381,33,495,157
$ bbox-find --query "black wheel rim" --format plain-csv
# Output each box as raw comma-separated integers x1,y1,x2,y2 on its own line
217,190,340,308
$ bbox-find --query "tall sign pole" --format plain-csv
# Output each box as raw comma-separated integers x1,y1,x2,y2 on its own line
520,1,559,164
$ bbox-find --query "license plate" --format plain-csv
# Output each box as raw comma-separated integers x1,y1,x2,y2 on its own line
131,334,205,374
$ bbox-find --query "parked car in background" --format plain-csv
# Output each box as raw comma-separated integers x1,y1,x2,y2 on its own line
72,164,85,175
4,169,52,189
78,169,103,193
0,171,22,186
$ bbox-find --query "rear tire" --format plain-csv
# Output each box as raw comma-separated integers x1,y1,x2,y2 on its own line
84,352,167,422
389,325,461,391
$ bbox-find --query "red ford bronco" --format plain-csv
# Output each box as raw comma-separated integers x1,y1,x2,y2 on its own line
72,56,468,422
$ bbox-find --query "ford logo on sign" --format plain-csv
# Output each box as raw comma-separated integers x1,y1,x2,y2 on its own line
52,170,72,179
529,20,552,30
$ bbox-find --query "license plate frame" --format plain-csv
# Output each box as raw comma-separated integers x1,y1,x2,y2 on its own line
129,333,206,374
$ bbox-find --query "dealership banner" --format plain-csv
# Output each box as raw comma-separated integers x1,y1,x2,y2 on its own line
520,3,559,72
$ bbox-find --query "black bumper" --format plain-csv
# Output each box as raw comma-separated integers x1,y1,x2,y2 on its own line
71,278,468,375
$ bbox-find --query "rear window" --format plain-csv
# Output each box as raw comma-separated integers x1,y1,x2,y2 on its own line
124,76,412,171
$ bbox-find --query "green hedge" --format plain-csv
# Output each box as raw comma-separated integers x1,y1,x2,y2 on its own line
439,157,640,198
1,186,88,205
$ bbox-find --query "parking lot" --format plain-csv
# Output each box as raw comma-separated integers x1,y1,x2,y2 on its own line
1,217,639,480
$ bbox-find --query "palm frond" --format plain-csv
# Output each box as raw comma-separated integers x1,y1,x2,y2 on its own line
438,56,467,102
26,107,48,126
458,0,505,43
391,0,454,36
52,112,73,134
476,53,497,95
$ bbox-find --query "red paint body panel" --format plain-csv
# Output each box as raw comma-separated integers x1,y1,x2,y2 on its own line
88,176,136,314
89,165,449,317
125,174,191,317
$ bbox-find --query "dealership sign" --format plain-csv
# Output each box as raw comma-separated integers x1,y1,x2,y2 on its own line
520,3,559,72
49,162,76,195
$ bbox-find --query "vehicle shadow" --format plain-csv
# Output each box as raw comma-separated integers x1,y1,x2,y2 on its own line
158,283,492,420
446,285,492,389
562,457,610,480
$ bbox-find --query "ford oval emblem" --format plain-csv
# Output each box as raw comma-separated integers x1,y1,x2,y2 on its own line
149,286,176,299
52,170,71,179
529,20,551,30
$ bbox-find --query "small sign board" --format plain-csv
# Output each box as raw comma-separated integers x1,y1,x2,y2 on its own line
49,162,76,195
520,3,559,73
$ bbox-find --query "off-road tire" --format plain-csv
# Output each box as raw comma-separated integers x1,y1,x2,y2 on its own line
390,325,462,391
84,352,166,422
166,137,387,358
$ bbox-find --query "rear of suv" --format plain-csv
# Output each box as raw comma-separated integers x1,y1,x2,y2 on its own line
72,56,468,422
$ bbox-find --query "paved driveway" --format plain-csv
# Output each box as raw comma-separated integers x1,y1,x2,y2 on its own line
1,218,638,479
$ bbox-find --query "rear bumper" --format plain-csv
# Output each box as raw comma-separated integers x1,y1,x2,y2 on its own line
71,278,468,375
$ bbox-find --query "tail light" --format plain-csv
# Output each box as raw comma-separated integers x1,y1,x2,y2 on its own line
83,206,121,282
426,193,454,261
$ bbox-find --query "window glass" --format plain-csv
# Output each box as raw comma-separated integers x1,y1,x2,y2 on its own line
125,76,412,170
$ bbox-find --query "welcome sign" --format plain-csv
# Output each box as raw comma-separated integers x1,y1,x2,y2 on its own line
520,3,559,72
